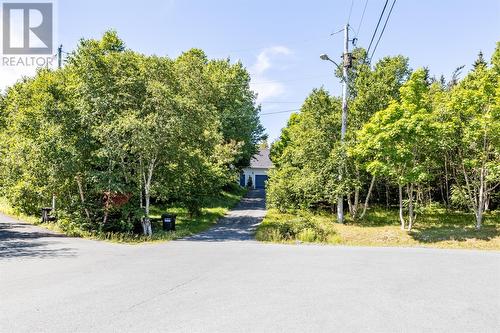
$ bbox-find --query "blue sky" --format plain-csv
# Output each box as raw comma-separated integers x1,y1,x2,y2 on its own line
1,0,499,141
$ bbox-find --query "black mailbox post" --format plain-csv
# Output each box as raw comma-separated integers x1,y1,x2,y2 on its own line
41,207,56,223
161,214,176,231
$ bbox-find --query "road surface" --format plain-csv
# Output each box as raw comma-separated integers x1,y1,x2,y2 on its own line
1,191,499,332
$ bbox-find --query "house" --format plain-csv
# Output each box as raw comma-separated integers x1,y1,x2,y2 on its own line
239,148,273,189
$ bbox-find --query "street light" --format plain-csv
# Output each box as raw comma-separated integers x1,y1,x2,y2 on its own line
320,53,341,71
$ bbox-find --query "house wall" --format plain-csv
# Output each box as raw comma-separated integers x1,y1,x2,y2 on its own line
241,168,269,189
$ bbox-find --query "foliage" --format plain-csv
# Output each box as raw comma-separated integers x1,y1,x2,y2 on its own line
0,185,246,243
444,47,500,228
269,53,411,214
268,44,500,231
355,69,441,230
0,31,262,235
256,209,340,244
268,88,342,211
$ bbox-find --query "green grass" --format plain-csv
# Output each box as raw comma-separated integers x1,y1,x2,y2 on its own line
0,197,40,224
0,187,246,244
255,210,341,244
257,207,500,250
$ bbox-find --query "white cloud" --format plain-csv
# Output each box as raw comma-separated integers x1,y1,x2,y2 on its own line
250,46,291,103
251,46,291,75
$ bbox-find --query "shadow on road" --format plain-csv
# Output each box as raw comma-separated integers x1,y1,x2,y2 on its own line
0,218,76,259
181,189,266,242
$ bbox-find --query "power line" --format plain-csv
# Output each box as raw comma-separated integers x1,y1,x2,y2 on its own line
355,0,369,40
370,0,397,60
216,74,332,88
331,28,345,36
250,75,331,85
366,0,389,57
347,0,355,24
260,109,300,116
209,34,330,57
260,101,303,104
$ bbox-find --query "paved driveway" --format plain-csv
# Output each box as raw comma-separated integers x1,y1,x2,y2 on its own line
1,194,499,332
183,189,265,241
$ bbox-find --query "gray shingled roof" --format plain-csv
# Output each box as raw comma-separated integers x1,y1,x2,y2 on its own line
249,148,273,169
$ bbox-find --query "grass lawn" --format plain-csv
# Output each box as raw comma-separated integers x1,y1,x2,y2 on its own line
256,207,500,250
0,187,246,244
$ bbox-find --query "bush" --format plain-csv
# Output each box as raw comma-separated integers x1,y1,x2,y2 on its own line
256,210,338,243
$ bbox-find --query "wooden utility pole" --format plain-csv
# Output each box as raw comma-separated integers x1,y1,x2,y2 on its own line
337,23,350,224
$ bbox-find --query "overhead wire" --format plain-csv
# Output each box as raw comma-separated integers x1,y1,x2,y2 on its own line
355,0,369,40
366,0,389,57
260,1,357,118
249,75,331,85
331,28,345,36
260,109,300,116
259,101,303,104
347,0,355,24
370,0,397,60
209,34,331,57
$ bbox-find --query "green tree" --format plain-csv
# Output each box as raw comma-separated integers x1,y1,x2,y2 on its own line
346,53,411,218
446,50,500,229
0,31,264,236
355,69,440,230
206,59,265,167
268,88,342,211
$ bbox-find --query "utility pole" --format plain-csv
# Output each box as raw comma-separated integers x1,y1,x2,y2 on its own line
57,45,63,69
337,23,350,224
320,24,352,224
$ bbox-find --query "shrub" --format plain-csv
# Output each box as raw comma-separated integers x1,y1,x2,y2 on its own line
256,211,338,243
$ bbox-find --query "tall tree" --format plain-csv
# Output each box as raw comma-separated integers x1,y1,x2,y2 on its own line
355,69,440,230
206,59,265,167
268,88,342,211
446,49,500,229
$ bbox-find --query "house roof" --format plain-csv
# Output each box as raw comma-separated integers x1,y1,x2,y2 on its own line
249,148,273,169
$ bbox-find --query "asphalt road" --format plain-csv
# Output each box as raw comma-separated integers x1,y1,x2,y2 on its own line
1,191,499,333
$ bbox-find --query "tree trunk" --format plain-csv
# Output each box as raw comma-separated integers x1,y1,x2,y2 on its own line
460,156,480,230
444,154,450,208
347,194,353,216
103,160,113,225
352,186,360,219
407,183,415,231
141,217,152,236
386,183,390,209
439,181,446,208
139,157,144,209
475,210,483,231
141,157,156,236
141,187,153,236
75,175,91,222
399,185,405,230
360,175,376,219
476,166,485,230
427,186,432,206
145,188,150,217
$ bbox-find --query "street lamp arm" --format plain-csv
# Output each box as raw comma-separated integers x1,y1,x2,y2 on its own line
327,58,342,70
320,54,342,72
